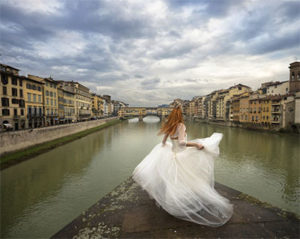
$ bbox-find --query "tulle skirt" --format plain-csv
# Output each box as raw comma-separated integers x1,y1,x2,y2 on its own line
132,133,233,227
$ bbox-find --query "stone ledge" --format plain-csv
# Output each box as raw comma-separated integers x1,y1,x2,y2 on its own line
52,177,299,238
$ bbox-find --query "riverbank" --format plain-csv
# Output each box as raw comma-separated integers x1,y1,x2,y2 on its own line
0,118,121,170
194,118,300,134
52,176,299,238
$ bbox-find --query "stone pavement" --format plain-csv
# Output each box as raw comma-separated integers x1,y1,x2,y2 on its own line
52,177,299,238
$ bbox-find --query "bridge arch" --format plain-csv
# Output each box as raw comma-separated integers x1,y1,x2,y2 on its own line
118,107,173,121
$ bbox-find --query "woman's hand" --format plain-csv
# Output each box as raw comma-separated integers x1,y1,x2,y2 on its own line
196,143,204,150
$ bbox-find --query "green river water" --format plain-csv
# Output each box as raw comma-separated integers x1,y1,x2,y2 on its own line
1,116,299,238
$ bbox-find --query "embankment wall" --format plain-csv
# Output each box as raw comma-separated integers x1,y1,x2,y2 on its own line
0,117,118,155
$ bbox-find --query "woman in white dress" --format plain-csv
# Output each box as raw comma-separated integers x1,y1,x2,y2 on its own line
132,105,233,227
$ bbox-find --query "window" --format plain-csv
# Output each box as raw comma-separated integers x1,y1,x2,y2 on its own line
46,98,49,105
286,88,288,92
2,97,9,106
3,86,7,95
12,77,17,85
28,106,32,115
12,98,19,104
38,86,41,91
20,89,23,98
12,88,17,96
32,84,36,90
39,107,42,116
50,92,53,97
38,95,41,103
46,90,49,96
19,99,25,107
2,109,9,116
21,109,24,116
50,83,53,88
46,82,49,86
54,99,56,106
1,74,8,85
14,108,17,116
51,99,53,106
54,92,56,97
19,79,23,86
26,83,31,89
33,94,36,102
27,93,31,102
34,107,37,115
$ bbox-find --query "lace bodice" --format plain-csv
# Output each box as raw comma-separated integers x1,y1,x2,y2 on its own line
170,123,187,147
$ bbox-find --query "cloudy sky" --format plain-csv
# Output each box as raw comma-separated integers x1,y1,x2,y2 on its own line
1,0,299,106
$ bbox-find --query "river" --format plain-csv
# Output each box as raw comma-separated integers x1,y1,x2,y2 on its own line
1,116,299,238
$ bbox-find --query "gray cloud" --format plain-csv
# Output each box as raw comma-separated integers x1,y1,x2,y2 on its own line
0,0,299,106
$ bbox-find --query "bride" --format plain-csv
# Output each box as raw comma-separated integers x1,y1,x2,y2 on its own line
132,105,233,227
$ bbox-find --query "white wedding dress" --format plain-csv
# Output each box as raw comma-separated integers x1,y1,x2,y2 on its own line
132,123,233,227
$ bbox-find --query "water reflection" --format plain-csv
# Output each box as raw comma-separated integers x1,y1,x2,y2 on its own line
128,116,160,123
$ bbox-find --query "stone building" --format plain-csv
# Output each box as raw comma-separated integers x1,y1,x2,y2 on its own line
260,80,289,96
289,61,300,94
58,81,92,121
0,64,26,130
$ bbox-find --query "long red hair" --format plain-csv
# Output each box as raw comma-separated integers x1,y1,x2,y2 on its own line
158,106,184,136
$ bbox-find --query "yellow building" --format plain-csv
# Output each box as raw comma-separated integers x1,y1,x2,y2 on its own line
92,94,105,118
239,95,250,123
23,76,44,128
58,88,64,122
260,96,272,128
63,89,75,123
28,75,59,126
208,91,219,120
216,89,229,121
0,64,26,130
226,84,252,121
249,93,265,126
57,83,76,123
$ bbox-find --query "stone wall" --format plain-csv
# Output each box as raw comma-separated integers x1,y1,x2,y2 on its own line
0,117,118,156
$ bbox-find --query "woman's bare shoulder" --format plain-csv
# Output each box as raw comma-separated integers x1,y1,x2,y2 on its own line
178,122,186,128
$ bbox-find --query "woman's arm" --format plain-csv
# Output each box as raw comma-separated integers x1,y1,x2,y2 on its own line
162,133,169,145
178,123,204,150
186,142,204,150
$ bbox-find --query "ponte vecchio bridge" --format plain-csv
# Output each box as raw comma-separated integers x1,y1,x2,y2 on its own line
118,107,173,121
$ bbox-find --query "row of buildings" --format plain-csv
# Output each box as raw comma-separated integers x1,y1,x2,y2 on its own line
0,63,128,131
170,62,300,131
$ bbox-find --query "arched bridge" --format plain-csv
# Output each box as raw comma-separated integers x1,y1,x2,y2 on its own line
118,107,173,121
